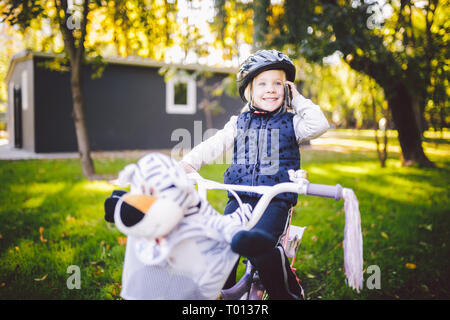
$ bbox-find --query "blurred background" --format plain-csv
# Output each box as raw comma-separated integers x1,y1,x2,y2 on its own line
0,0,448,172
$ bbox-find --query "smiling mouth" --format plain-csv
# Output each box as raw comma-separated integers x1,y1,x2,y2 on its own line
263,97,279,101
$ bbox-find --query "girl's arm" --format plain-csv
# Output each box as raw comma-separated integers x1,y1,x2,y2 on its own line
286,81,330,143
180,115,238,172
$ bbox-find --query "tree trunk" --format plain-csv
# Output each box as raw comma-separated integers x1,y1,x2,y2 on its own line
56,0,96,179
412,94,427,134
387,83,434,167
71,59,96,178
349,55,433,167
371,86,387,167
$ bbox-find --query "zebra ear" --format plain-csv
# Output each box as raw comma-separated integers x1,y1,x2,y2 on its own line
118,164,138,187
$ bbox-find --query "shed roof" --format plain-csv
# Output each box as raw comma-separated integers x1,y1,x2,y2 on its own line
5,50,238,84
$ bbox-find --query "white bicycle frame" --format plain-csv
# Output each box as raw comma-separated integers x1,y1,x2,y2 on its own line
189,170,363,295
186,170,346,299
188,170,343,231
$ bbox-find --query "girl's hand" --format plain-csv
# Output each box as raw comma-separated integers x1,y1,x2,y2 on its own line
285,81,300,99
180,161,196,173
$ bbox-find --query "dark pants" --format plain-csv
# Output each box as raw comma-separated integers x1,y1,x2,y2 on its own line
223,196,303,300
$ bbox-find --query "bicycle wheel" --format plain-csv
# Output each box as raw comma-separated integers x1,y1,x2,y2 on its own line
247,271,268,300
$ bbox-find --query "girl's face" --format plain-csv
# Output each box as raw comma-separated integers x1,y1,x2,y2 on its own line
251,69,285,112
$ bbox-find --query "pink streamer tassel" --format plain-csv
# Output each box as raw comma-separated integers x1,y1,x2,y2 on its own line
342,188,364,293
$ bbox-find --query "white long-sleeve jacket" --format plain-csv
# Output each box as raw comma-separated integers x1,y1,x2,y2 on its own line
182,94,330,171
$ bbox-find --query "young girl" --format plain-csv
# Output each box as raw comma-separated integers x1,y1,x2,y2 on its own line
180,49,329,299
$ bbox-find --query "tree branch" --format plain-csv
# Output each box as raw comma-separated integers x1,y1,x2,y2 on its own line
54,0,76,63
76,0,89,63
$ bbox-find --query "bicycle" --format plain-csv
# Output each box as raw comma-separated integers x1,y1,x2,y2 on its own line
219,206,305,300
188,169,362,300
111,153,363,300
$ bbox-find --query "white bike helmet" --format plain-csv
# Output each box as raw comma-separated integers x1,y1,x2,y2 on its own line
237,49,296,103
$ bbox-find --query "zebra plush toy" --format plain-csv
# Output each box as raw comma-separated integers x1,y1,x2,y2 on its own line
104,152,273,300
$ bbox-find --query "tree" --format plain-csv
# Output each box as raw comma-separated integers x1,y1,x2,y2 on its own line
253,0,270,50
56,0,95,178
211,0,253,61
215,0,448,167
370,79,389,167
270,0,448,167
1,0,96,177
1,0,180,178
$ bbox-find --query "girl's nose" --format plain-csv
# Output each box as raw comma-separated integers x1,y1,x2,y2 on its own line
266,84,275,93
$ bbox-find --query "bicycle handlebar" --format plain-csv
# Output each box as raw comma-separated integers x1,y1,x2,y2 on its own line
188,171,344,230
247,182,343,229
307,183,343,201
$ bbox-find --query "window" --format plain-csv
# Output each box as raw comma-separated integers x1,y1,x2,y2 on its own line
174,81,188,105
166,74,196,114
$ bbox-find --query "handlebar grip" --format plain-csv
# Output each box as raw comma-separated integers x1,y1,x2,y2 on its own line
306,183,343,201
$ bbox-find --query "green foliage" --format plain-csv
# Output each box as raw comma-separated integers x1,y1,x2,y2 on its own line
299,56,387,129
0,0,45,30
212,0,446,166
210,0,253,60
273,0,449,131
253,0,270,50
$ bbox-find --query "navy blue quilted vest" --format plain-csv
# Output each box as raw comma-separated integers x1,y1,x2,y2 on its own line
224,111,300,205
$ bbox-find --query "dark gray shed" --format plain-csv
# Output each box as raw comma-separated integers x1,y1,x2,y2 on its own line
5,51,241,153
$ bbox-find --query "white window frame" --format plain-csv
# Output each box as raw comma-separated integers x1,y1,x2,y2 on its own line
21,70,28,111
165,74,196,115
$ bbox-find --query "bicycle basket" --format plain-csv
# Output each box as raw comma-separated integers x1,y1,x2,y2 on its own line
282,225,306,258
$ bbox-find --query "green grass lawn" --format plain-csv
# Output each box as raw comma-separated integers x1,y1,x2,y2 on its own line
0,131,449,300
